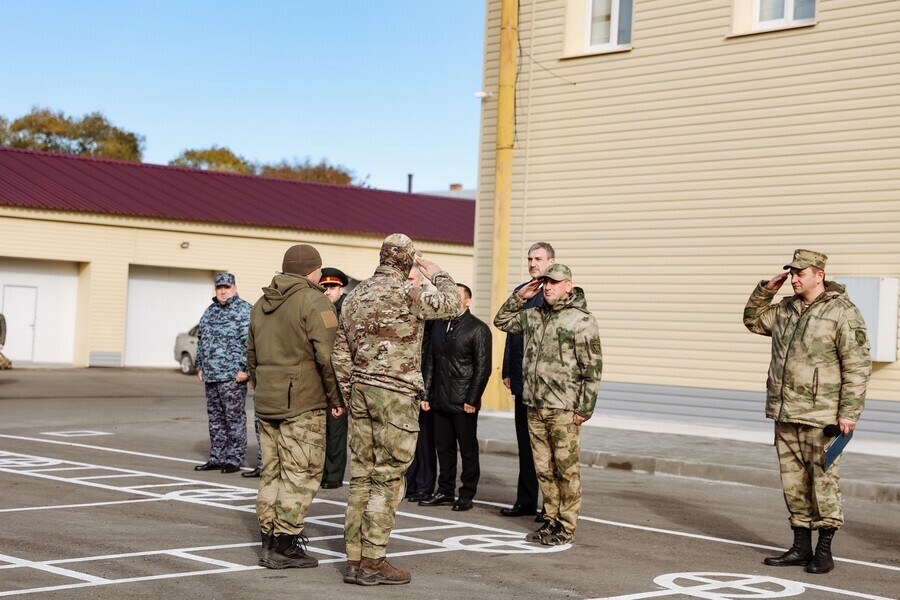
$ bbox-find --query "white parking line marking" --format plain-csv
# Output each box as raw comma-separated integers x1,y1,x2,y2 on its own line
0,553,107,584
576,515,900,574
0,498,165,514
41,431,113,438
0,434,199,464
591,571,894,600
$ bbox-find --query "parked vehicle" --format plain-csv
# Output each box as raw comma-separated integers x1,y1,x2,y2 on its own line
174,325,199,374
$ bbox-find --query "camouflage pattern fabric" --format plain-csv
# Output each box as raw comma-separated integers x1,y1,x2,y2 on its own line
204,380,248,466
196,295,252,383
256,409,326,535
344,383,418,561
494,287,603,418
528,407,583,535
775,422,843,529
331,235,462,403
332,234,461,560
743,280,871,426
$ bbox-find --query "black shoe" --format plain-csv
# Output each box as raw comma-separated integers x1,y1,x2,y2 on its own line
242,467,261,478
221,464,241,474
764,527,813,567
500,503,537,517
406,492,430,503
805,528,836,574
260,534,318,569
452,498,473,512
321,481,343,489
419,492,455,507
535,508,546,523
194,461,220,471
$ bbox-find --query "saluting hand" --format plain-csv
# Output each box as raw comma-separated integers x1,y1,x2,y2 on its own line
765,272,789,291
516,279,542,300
414,256,443,280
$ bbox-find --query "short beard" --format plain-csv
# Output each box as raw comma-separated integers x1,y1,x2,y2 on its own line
544,296,558,306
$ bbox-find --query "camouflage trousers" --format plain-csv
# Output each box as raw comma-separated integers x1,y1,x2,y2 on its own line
527,407,582,535
204,380,248,467
345,383,419,561
775,422,843,529
256,409,326,536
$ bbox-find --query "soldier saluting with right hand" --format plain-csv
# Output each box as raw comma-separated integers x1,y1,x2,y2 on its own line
744,249,871,575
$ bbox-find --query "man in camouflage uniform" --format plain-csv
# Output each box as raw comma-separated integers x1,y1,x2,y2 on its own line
247,244,345,570
744,249,871,574
494,263,603,547
332,233,461,586
194,272,252,474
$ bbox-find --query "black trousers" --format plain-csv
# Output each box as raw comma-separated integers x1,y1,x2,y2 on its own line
323,409,348,483
433,409,480,501
514,396,539,508
405,407,436,496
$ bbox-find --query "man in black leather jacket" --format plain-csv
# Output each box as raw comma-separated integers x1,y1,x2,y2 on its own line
419,284,492,512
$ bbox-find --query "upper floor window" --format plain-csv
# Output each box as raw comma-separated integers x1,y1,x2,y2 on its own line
755,0,815,30
588,0,633,49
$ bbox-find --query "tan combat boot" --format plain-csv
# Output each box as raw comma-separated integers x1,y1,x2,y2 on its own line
356,557,411,586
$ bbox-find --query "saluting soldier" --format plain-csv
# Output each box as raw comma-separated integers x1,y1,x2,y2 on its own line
494,263,603,547
744,249,871,574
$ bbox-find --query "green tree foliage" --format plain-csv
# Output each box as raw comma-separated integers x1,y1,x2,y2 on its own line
259,158,355,186
0,107,144,161
169,146,254,174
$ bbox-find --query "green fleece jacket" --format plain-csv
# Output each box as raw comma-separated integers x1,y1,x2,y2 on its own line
247,274,343,420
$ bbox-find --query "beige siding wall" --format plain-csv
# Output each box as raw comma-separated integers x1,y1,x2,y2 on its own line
1,208,473,366
475,0,900,403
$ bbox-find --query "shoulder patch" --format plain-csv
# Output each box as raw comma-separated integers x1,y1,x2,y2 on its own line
590,338,602,354
321,310,338,329
855,328,867,346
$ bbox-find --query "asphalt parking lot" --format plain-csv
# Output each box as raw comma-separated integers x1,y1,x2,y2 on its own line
1,369,898,599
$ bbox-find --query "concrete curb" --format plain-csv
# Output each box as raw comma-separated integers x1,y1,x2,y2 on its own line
479,438,900,505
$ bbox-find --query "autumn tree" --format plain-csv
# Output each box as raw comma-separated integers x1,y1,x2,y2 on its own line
169,146,254,174
0,107,144,161
259,158,356,186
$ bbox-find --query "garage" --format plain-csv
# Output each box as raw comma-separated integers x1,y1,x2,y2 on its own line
0,257,79,365
124,265,214,368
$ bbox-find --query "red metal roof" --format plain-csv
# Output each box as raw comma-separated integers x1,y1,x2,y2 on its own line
0,147,474,245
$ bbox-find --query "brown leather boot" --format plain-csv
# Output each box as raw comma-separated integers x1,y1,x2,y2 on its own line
342,560,361,584
356,557,411,586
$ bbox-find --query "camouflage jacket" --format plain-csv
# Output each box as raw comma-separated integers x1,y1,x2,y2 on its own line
494,287,603,417
332,266,462,402
743,280,871,426
196,295,252,383
247,274,342,420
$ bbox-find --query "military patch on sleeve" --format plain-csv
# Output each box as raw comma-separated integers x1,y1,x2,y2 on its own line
590,338,602,354
321,310,339,329
855,329,867,346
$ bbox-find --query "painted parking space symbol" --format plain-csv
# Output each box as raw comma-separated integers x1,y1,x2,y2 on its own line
0,452,62,468
595,572,894,600
441,533,570,554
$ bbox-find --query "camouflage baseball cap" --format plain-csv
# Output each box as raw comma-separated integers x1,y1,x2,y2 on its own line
784,249,827,271
214,272,235,287
542,263,572,281
382,233,418,256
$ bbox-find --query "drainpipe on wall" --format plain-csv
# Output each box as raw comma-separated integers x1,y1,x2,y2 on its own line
486,0,518,410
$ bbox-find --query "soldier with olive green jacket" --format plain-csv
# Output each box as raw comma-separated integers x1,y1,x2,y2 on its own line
743,249,871,575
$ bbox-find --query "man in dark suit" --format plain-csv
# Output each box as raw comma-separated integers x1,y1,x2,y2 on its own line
499,242,555,518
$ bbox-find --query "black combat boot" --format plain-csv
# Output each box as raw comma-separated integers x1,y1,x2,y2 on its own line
763,527,813,566
805,527,836,574
257,531,274,566
261,534,318,569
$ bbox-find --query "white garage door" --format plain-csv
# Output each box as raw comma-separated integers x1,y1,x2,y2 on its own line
124,265,213,368
0,257,78,364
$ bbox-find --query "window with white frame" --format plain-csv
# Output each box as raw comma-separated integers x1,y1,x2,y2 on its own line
755,0,815,29
587,0,633,49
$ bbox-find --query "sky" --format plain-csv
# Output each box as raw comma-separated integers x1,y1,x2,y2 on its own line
0,1,486,192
